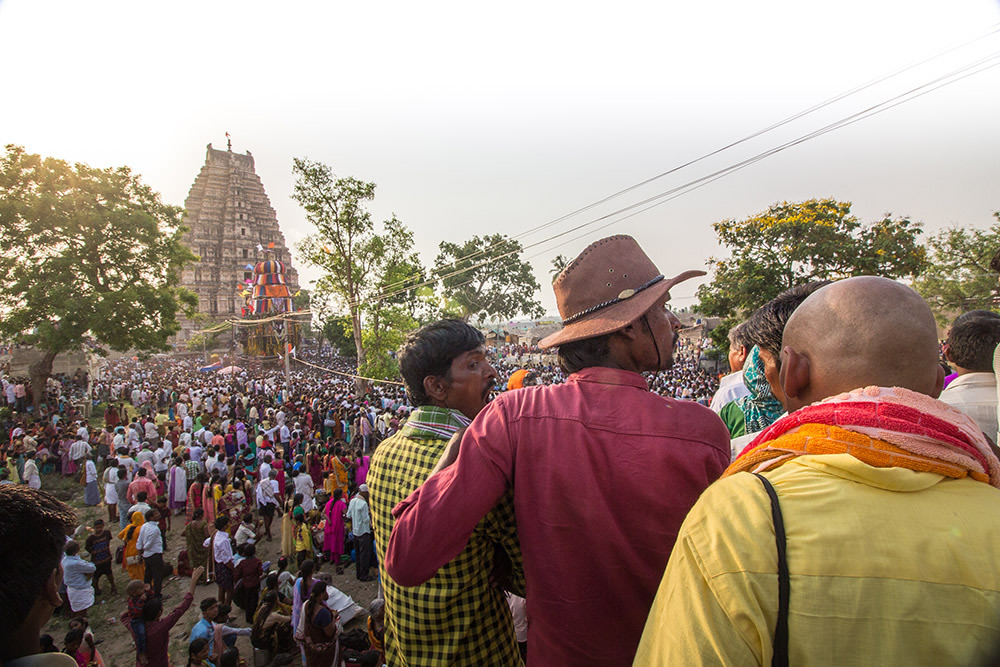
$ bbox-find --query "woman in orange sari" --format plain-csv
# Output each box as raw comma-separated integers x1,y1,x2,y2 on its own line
117,511,146,582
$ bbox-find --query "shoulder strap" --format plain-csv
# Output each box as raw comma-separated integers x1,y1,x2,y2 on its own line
752,472,789,667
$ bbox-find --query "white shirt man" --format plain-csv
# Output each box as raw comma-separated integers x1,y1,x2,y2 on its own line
152,445,168,474
347,490,371,536
23,457,40,489
256,475,278,509
710,370,749,414
117,452,138,478
204,451,218,476
205,529,234,566
137,518,163,558
293,472,315,512
136,447,154,468
940,373,998,442
68,438,90,463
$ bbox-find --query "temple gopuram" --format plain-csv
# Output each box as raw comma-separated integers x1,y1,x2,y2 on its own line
176,140,299,341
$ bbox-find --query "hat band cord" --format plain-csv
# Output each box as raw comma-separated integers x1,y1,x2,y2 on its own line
561,275,665,325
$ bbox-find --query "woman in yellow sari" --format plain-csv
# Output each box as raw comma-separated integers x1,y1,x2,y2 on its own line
280,490,296,558
117,511,146,582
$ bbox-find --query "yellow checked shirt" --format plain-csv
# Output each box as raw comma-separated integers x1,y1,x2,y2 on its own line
368,406,525,667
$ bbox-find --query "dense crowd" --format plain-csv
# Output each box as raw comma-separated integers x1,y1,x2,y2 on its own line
4,234,999,666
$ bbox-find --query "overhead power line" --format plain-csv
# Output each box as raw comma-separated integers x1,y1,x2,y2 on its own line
364,24,1000,299
352,48,1000,309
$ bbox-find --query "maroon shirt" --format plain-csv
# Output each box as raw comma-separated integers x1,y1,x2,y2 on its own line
387,367,730,665
234,556,263,589
141,592,193,667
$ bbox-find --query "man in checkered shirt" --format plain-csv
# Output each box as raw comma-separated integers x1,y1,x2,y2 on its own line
368,319,525,666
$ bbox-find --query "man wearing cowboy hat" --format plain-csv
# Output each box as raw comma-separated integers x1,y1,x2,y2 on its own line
385,235,730,664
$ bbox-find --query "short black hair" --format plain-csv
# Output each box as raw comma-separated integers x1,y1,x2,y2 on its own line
398,320,485,406
142,596,163,622
745,281,830,361
557,332,613,375
947,310,1000,371
0,487,75,647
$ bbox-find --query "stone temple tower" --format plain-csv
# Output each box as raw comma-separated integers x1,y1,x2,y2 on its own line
177,142,299,340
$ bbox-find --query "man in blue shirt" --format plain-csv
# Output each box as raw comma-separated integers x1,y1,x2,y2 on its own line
61,541,96,617
190,596,251,652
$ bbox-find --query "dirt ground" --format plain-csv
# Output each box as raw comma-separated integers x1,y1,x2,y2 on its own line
41,474,380,666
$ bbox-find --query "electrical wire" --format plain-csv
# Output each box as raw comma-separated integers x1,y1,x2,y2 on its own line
352,49,1000,309
362,25,1000,298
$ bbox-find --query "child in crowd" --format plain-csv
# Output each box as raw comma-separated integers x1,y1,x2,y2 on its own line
84,519,116,595
125,579,148,664
155,495,171,549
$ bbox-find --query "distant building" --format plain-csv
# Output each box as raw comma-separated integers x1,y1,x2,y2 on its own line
176,143,299,340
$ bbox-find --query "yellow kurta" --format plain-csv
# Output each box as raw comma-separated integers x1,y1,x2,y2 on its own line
635,454,1000,666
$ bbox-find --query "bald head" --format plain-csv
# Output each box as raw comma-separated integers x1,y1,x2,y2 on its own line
779,277,944,411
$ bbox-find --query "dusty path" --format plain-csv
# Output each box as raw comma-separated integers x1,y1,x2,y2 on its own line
41,475,379,665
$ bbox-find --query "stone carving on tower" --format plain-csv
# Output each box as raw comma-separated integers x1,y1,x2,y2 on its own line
177,142,299,340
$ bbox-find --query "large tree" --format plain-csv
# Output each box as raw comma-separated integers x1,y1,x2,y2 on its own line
0,145,197,408
434,234,544,323
293,159,423,391
697,198,927,347
912,213,1000,324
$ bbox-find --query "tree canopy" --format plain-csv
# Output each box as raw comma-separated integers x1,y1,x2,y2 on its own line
912,213,1000,325
434,234,543,323
0,145,197,406
697,198,927,347
293,159,422,389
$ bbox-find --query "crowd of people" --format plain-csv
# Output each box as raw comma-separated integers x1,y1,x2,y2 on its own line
3,233,1000,666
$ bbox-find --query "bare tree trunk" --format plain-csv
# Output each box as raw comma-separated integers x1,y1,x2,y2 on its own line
350,306,368,395
29,349,58,412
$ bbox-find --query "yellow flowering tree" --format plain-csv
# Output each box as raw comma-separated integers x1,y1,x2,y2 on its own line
697,198,927,348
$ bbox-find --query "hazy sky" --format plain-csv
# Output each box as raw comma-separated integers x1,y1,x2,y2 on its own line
2,0,999,316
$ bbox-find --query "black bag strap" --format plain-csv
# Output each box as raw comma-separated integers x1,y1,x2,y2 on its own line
753,472,789,667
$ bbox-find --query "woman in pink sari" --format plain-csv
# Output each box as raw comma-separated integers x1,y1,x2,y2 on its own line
203,473,221,526
322,488,346,574
60,436,77,476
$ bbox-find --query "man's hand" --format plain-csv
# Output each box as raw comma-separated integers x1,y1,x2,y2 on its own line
189,566,205,594
430,427,466,476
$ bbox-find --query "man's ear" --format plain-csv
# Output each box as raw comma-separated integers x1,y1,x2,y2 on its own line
422,375,448,403
43,566,62,608
931,362,945,399
780,346,811,408
618,319,641,341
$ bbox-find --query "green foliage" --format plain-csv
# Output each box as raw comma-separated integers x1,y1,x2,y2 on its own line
322,315,356,356
0,145,197,401
550,254,569,283
292,158,424,390
912,214,1000,325
434,234,544,323
697,198,927,348
358,306,416,381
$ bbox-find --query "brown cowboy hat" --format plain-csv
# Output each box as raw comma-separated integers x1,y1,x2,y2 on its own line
538,235,704,349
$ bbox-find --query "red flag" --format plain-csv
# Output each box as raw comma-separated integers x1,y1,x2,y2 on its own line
268,242,275,249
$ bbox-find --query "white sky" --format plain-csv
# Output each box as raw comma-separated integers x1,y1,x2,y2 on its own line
2,0,999,317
